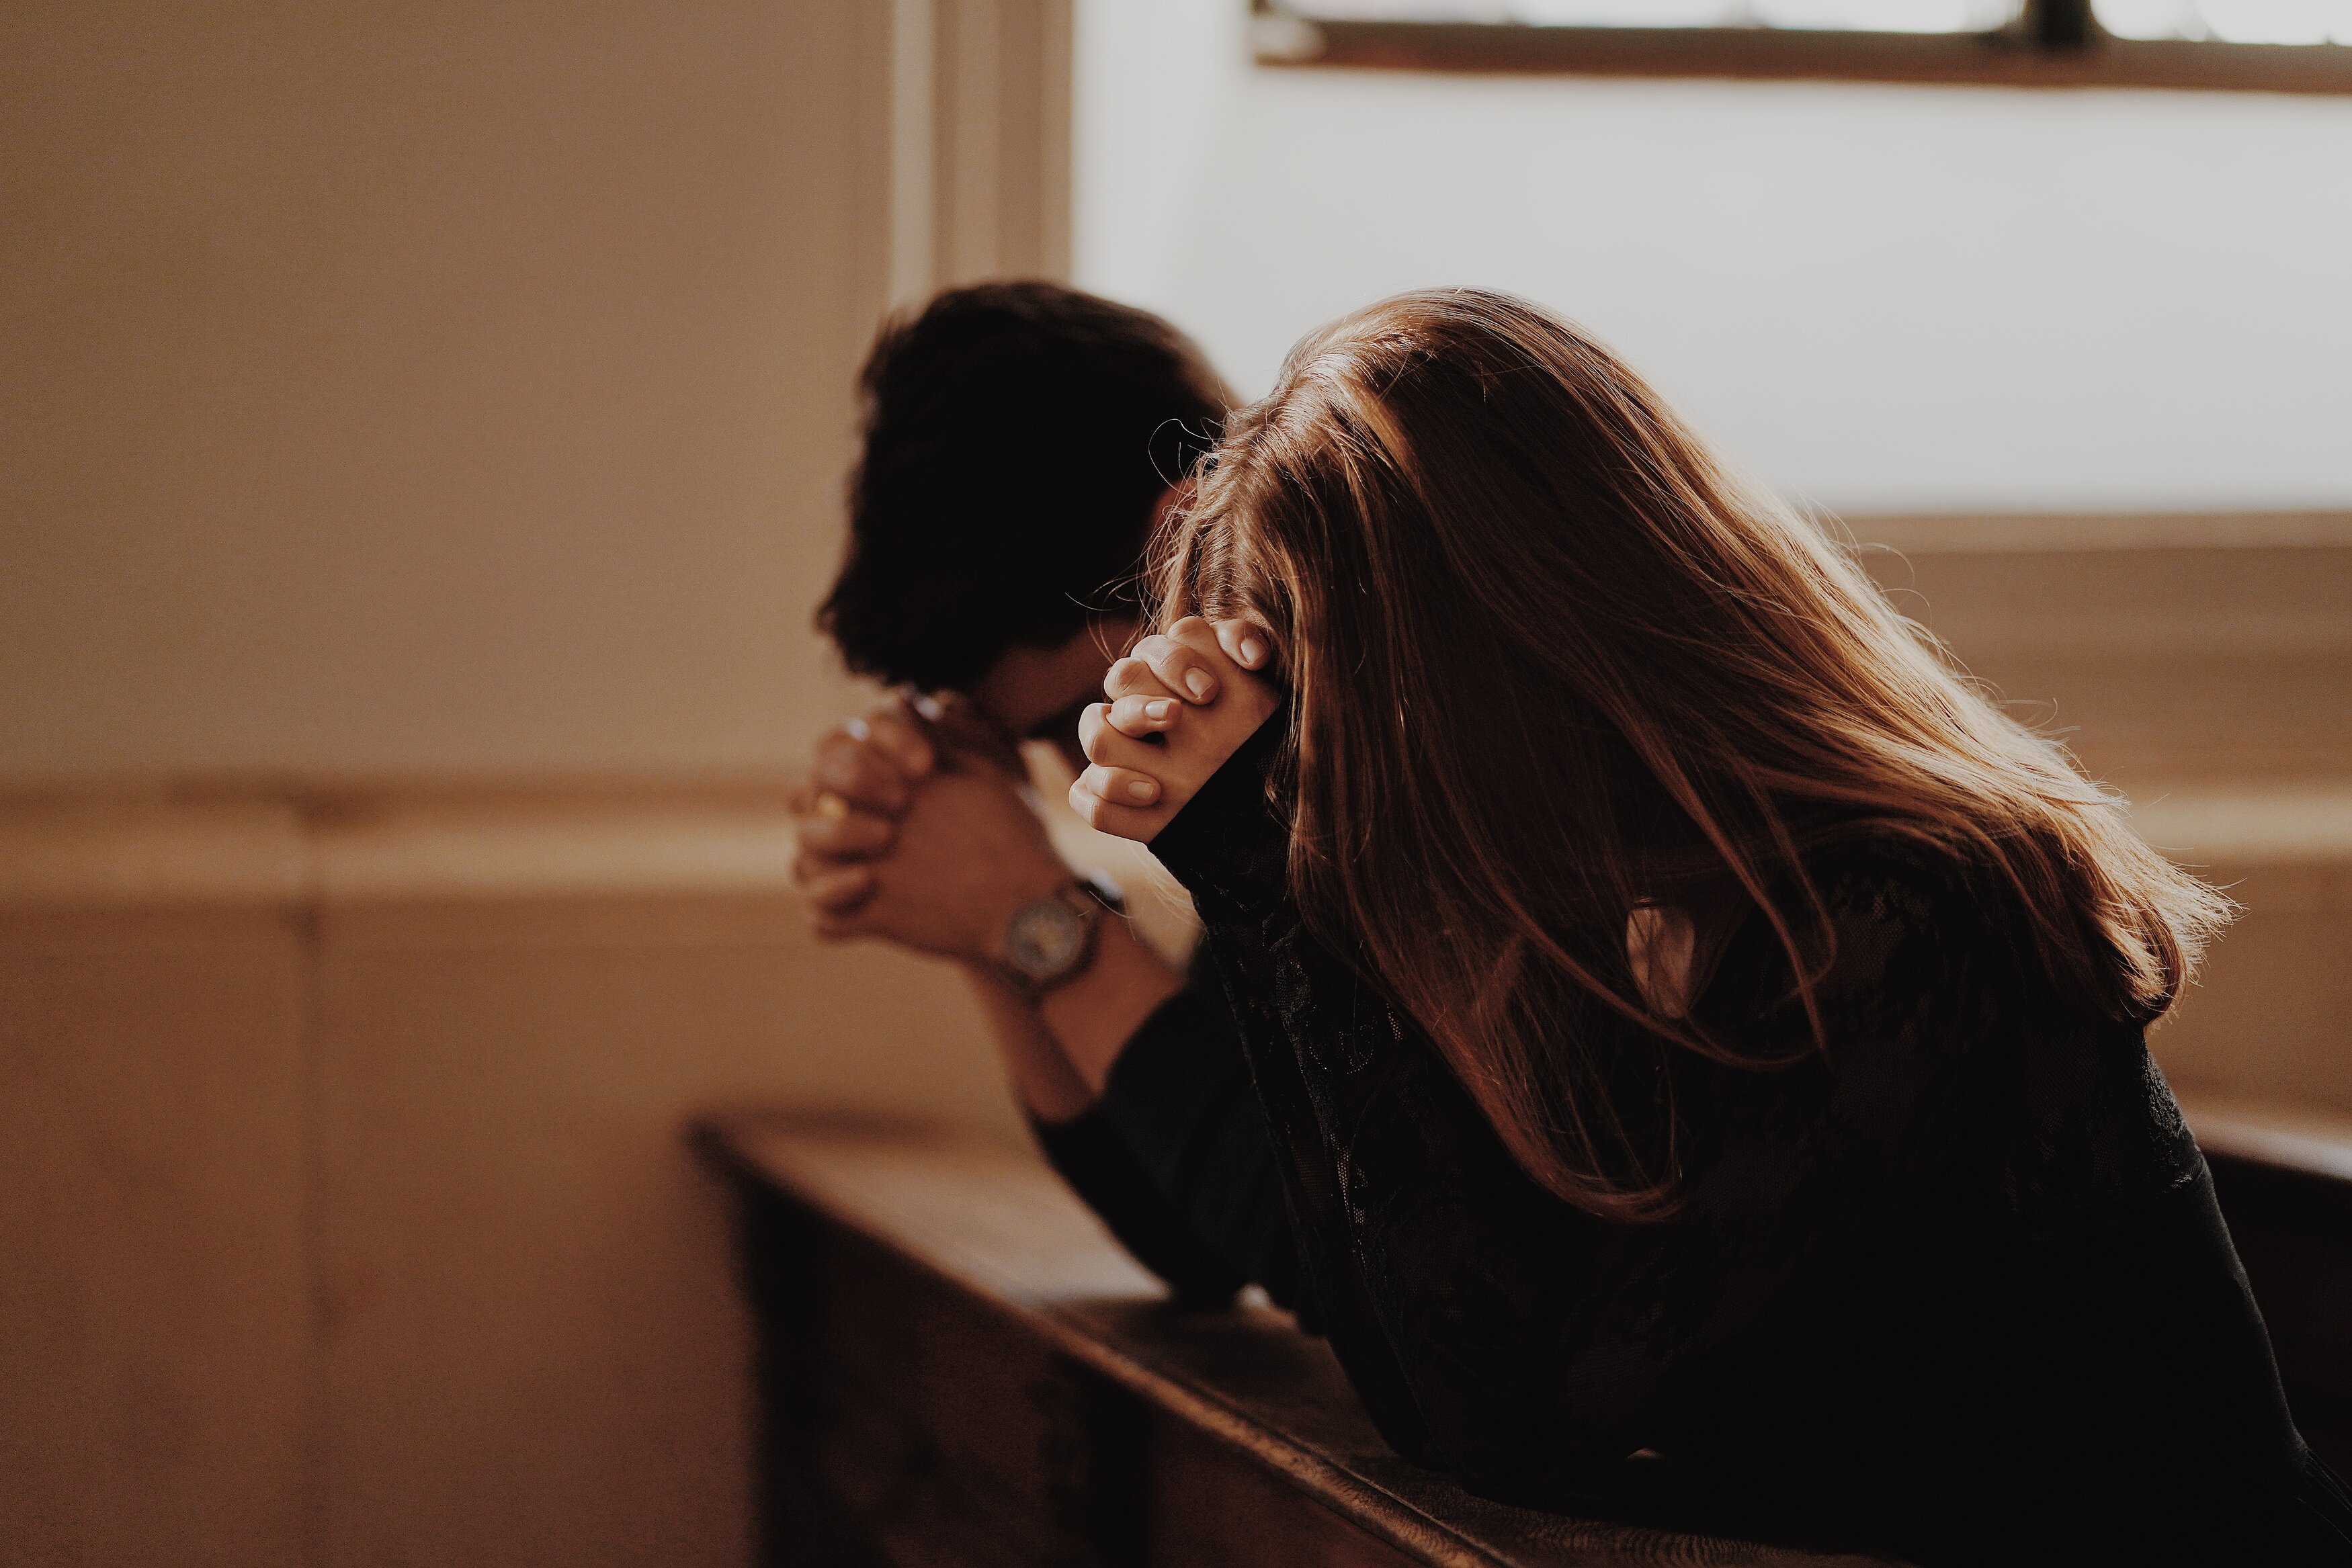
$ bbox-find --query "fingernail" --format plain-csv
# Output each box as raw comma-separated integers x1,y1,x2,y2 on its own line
1145,699,1173,721
1239,637,1265,667
1184,670,1214,701
1127,779,1157,801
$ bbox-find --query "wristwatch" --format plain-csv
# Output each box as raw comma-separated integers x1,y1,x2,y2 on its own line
993,876,1120,1001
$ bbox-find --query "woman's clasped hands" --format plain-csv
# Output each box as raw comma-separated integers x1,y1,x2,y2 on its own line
1069,615,1279,844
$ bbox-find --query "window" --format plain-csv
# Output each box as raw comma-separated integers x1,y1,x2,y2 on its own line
1252,0,2352,90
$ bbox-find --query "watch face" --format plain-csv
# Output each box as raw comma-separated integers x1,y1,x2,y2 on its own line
1007,896,1088,981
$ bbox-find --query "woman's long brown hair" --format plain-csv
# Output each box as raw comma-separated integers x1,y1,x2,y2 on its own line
1153,288,2230,1221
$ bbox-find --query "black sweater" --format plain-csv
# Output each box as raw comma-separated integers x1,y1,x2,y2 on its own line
1035,717,2352,1565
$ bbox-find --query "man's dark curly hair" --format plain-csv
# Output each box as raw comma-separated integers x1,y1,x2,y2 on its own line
818,281,1230,693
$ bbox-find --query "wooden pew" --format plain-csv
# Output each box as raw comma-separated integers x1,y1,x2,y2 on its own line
698,1115,1906,1567
698,1108,2352,1567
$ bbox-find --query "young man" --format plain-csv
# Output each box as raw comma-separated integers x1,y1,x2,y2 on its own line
792,281,1294,1307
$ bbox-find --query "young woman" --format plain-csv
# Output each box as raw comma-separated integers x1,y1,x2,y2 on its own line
1061,290,2352,1565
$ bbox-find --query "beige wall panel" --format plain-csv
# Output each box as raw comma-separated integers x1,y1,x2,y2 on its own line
1,0,888,781
0,906,309,1568
2153,864,2352,1119
1954,651,2352,789
1856,537,2352,787
310,896,1012,1568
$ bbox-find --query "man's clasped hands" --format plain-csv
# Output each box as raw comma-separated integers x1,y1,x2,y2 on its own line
792,617,1279,959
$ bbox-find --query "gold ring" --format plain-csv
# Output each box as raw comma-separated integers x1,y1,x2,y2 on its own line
813,790,850,820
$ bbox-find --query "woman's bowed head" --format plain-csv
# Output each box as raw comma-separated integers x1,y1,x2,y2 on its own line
1074,286,2230,1224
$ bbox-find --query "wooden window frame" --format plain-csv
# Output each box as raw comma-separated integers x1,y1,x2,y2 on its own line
1251,0,2352,93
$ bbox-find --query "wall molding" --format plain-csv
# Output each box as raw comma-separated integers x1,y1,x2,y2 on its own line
1838,510,2352,554
2,780,2347,910
0,797,798,909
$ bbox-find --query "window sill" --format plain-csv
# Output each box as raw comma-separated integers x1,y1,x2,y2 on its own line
1253,17,2352,95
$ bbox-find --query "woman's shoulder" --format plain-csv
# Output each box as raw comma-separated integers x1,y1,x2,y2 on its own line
1806,826,2004,918
1807,829,2034,979
1696,828,2039,1037
1800,833,2202,1222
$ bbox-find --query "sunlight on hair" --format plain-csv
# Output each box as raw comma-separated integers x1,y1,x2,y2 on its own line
1152,286,2235,1219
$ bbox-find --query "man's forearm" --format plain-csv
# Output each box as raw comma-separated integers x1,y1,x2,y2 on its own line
1037,913,1184,1094
964,913,1183,1121
962,967,1096,1123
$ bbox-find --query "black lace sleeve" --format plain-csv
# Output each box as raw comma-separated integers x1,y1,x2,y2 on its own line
1093,955,1309,1317
1027,1095,1244,1307
1024,927,1307,1313
1148,712,2050,1502
1148,711,1458,1463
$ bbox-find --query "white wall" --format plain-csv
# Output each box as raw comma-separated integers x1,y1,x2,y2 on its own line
1074,2,2352,513
0,2,886,783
